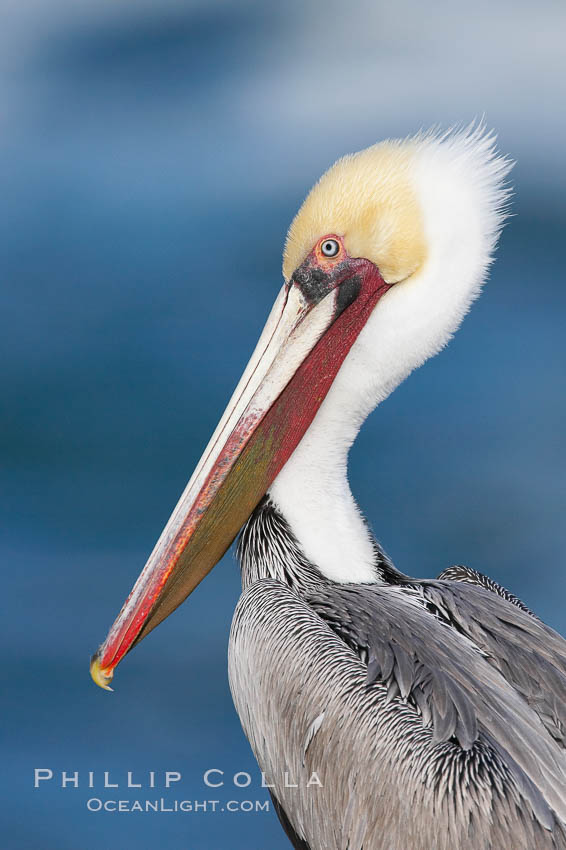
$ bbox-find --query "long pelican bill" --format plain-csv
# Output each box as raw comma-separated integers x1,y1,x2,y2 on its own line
90,249,390,688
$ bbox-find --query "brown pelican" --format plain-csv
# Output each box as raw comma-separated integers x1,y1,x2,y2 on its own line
91,127,566,849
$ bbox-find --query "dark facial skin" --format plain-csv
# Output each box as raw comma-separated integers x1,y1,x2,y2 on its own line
290,248,362,319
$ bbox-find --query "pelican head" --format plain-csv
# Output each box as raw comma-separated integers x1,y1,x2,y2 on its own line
91,125,511,689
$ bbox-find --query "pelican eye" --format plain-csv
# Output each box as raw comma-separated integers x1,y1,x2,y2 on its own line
320,238,340,258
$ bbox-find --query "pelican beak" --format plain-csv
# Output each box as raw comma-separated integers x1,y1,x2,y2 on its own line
90,252,390,689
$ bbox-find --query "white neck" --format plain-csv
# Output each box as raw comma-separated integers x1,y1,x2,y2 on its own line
268,309,392,584
268,393,378,583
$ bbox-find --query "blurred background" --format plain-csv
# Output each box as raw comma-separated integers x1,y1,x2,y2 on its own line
2,1,565,847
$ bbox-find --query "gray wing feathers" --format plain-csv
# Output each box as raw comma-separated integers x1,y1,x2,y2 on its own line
230,580,566,850
308,582,566,827
423,581,566,747
437,565,537,616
